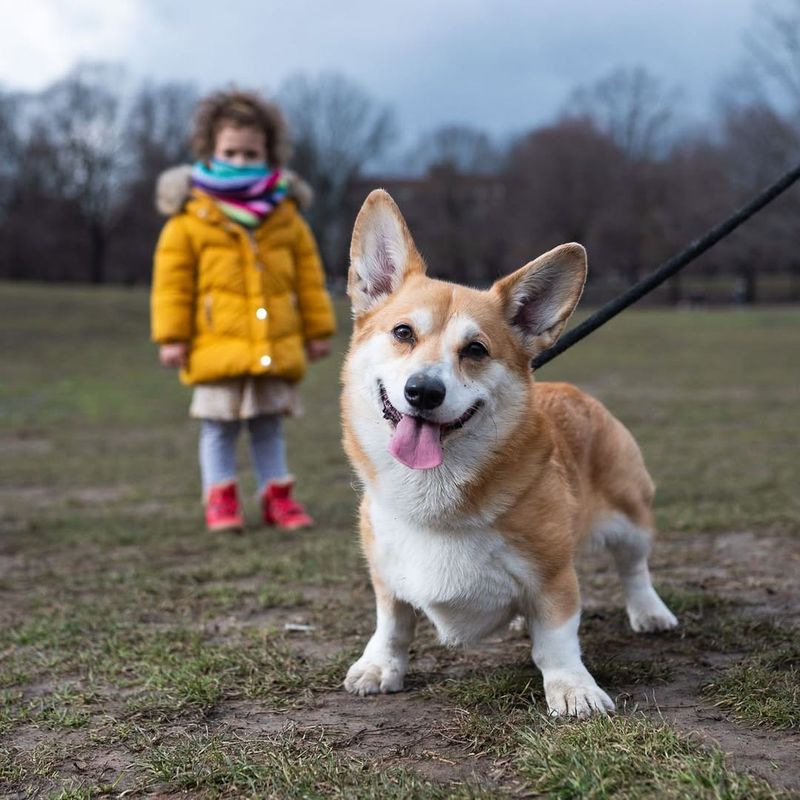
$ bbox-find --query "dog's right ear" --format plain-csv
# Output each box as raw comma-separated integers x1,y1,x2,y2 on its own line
492,243,587,356
348,189,426,317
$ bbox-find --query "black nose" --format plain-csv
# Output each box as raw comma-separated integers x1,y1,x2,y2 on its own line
404,373,446,410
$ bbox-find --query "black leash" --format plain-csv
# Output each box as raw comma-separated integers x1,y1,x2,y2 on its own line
531,161,800,371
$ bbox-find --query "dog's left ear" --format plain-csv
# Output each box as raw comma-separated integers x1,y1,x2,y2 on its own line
348,189,426,317
492,243,587,355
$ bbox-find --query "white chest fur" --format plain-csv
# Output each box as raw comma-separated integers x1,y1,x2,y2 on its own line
368,498,539,645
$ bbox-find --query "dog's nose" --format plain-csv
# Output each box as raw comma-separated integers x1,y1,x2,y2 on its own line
404,373,446,411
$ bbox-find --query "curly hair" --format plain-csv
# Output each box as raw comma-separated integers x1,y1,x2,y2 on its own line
191,89,291,167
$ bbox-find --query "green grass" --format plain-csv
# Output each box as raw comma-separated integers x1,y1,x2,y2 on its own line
137,729,493,799
0,282,799,796
552,307,800,535
1,610,353,716
436,668,788,798
514,714,786,800
704,646,800,731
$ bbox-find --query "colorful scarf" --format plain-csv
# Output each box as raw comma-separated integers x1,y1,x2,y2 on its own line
191,159,289,227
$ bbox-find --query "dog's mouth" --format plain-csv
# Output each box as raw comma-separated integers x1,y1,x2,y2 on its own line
379,382,482,470
380,383,403,426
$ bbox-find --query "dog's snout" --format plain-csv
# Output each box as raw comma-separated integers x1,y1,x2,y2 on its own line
404,373,446,411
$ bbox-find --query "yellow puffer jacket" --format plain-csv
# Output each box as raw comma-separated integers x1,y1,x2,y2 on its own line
151,166,336,385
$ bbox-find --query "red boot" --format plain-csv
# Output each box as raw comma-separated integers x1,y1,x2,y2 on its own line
205,481,244,532
262,478,313,530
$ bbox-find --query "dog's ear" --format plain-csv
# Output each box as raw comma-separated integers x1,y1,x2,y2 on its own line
348,189,426,317
492,243,587,355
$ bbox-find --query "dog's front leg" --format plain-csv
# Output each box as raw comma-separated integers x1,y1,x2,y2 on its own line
345,574,416,696
529,567,614,717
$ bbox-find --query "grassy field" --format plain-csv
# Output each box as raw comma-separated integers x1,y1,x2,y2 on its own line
0,282,798,798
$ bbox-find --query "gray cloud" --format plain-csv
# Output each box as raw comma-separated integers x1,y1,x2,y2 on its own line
2,0,756,145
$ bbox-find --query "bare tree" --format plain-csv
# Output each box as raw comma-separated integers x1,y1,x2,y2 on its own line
387,125,504,284
568,66,681,162
0,89,19,212
109,81,197,283
717,103,799,302
126,80,196,173
278,72,396,275
0,89,22,276
2,121,89,281
504,118,628,283
719,0,800,162
562,67,681,287
744,0,800,116
408,124,499,175
36,63,133,283
715,1,800,302
1,66,196,285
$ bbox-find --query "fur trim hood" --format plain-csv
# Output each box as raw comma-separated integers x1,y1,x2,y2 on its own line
155,164,314,216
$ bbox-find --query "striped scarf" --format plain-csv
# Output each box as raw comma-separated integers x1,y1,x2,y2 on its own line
191,159,289,227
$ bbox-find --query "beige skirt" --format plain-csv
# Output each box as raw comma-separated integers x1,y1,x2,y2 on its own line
190,376,303,421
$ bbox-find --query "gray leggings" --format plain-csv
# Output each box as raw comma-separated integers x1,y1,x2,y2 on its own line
198,415,288,494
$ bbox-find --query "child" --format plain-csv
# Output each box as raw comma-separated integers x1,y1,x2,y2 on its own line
151,89,335,533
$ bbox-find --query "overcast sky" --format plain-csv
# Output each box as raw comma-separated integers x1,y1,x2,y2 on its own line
0,0,757,149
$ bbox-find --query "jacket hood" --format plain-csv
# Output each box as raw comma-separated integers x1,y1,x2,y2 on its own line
155,164,314,216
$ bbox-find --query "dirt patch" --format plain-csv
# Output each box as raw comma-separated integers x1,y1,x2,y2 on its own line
579,529,800,617
5,723,141,797
632,673,800,792
2,520,798,796
0,483,132,513
0,553,26,581
214,691,501,788
576,529,800,792
0,433,52,457
204,523,800,792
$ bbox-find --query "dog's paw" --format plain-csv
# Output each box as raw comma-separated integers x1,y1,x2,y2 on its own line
627,592,678,633
344,659,405,696
544,673,615,718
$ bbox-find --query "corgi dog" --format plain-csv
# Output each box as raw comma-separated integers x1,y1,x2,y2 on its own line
341,190,678,717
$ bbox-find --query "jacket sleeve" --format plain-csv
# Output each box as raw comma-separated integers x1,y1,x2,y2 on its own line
292,214,336,340
151,216,196,343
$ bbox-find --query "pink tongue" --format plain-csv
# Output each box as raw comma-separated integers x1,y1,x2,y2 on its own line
388,415,443,469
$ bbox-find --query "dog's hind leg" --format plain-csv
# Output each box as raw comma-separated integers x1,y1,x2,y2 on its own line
593,513,677,633
344,577,417,696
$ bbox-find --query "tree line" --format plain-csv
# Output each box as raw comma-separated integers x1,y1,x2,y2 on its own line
0,1,798,303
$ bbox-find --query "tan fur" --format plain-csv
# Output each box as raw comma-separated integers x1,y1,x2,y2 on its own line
341,410,377,485
341,190,676,715
343,282,656,613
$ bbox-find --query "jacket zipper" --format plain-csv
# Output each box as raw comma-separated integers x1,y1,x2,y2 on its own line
204,294,214,330
246,229,265,270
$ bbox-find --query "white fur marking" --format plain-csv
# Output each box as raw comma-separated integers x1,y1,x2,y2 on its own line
369,499,539,645
344,597,416,695
530,611,615,717
443,313,481,350
593,514,678,633
345,321,528,521
408,308,433,336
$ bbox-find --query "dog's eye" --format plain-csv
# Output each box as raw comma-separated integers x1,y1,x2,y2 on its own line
462,341,489,359
392,324,415,343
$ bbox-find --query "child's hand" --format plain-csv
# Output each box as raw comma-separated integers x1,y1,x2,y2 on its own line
305,339,331,362
159,342,188,368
